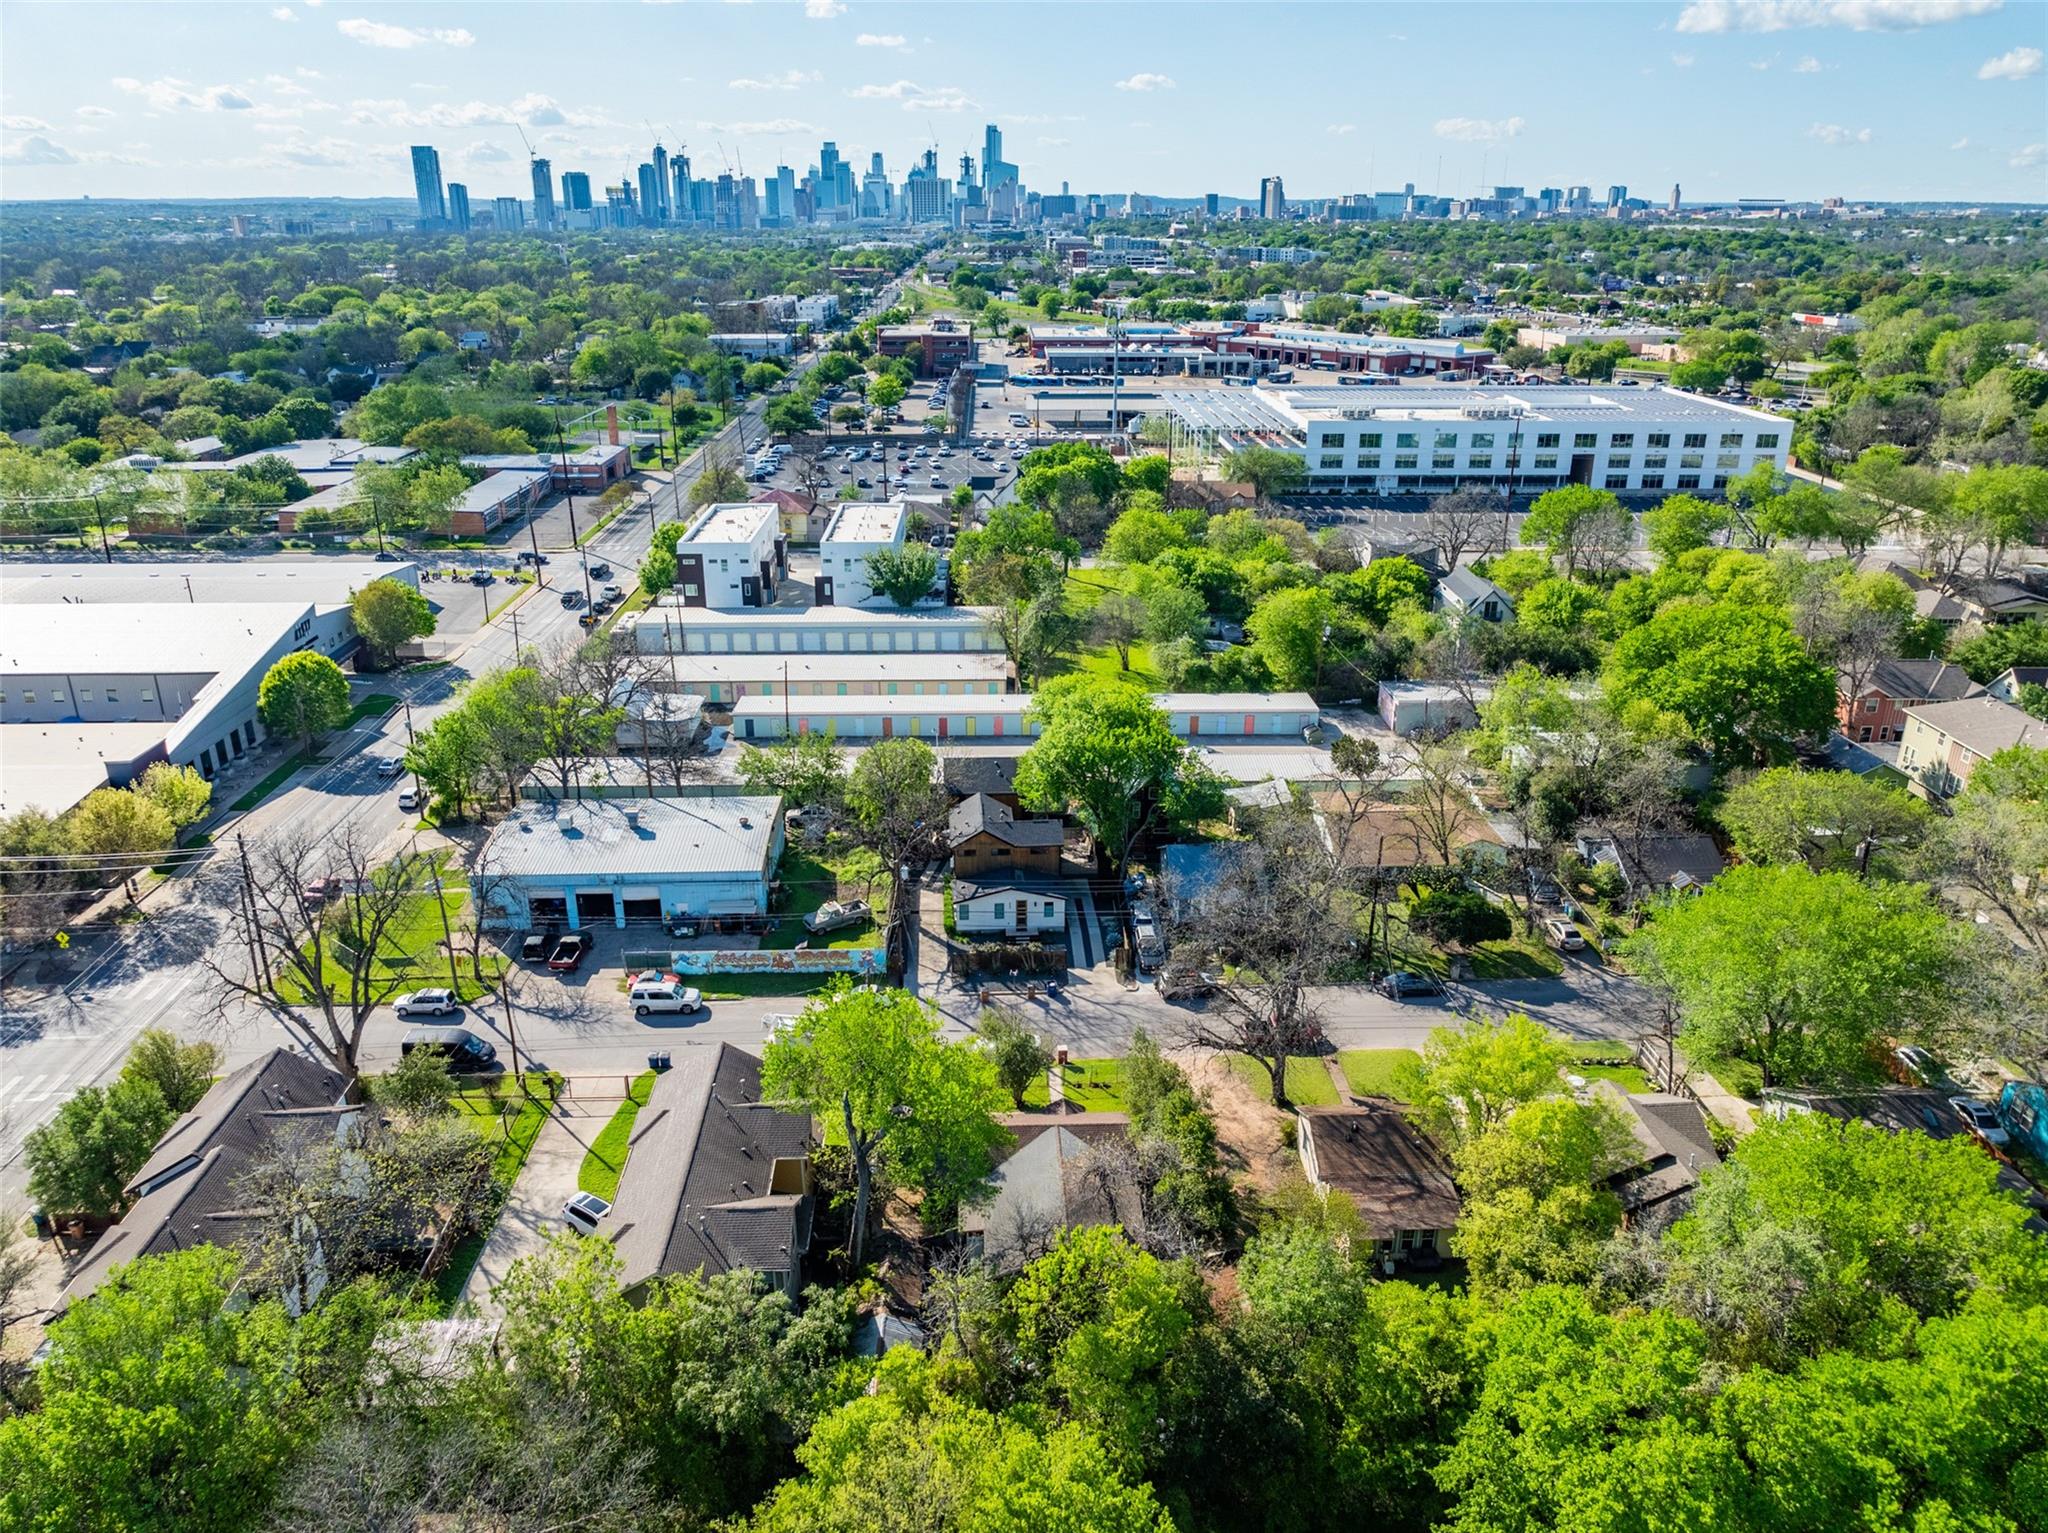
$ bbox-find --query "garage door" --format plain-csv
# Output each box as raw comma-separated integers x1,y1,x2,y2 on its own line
575,891,616,922
620,885,661,922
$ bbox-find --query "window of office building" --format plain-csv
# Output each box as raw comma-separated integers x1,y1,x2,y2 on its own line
1434,431,1460,449
1607,458,1631,471
1574,433,1597,449
1683,433,1706,449
1396,432,1418,449
1433,454,1456,470
1681,453,1704,469
1713,475,1730,490
1320,454,1343,468
1677,473,1700,489
1359,433,1382,448
1604,474,1630,490
1645,455,1667,470
1358,456,1381,471
1642,475,1665,490
1720,433,1742,448
1756,433,1780,449
1471,433,1494,449
1468,456,1492,470
1532,455,1558,471
1394,454,1419,470
1536,432,1560,449
1319,431,1343,448
1611,433,1634,448
1647,432,1670,448
1717,453,1740,470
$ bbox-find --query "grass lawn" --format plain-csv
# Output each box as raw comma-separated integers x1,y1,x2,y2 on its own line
1558,1037,1636,1063
1228,1053,1341,1108
599,585,655,636
1576,1063,1654,1093
1464,937,1566,980
229,753,317,813
1337,1048,1421,1101
579,1070,656,1201
275,874,504,1005
763,845,887,950
1070,643,1160,689
1020,1056,1130,1112
430,1076,556,1311
346,692,400,727
697,972,842,1000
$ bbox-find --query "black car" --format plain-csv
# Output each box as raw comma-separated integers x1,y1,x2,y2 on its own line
589,563,612,580
560,590,585,609
399,1026,498,1073
1376,971,1446,1000
468,569,492,585
520,932,554,963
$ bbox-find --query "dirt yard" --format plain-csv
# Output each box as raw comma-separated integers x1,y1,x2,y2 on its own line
1182,1050,1303,1199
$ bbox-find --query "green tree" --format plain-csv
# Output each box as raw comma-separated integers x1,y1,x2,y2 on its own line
978,1006,1053,1109
843,736,947,871
1719,766,1931,875
1519,485,1629,580
1017,675,1227,881
133,761,212,832
1407,885,1512,948
1090,590,1148,670
1247,585,1333,691
1604,601,1835,763
258,650,351,753
67,787,176,900
764,394,819,439
1326,555,1433,626
1450,1096,1636,1299
1224,444,1306,498
374,1044,457,1121
1640,492,1727,562
863,542,940,607
761,980,1006,1266
639,543,678,596
1622,863,1959,1088
1103,505,1192,566
347,577,436,668
737,731,845,809
744,1349,1173,1533
866,373,905,415
119,1027,221,1115
688,455,748,507
25,1076,175,1217
404,705,491,821
1394,1012,1571,1148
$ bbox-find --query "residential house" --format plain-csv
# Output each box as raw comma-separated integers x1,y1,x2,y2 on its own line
1897,695,2047,800
941,752,1022,808
949,793,1064,879
1986,666,2048,708
1436,567,1515,624
1314,795,1505,877
963,1113,1141,1267
1573,829,1725,906
952,876,1069,938
1591,1079,1720,1229
753,488,830,546
55,1050,355,1316
607,1044,816,1302
1836,657,1980,745
1295,1101,1462,1266
1763,1087,2047,1218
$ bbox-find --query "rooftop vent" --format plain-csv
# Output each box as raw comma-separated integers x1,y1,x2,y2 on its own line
624,807,640,829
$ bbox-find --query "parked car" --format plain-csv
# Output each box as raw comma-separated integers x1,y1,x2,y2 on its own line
602,583,625,602
547,933,591,972
1893,1044,1945,1087
520,932,553,963
1950,1096,2011,1149
563,1190,611,1236
373,757,402,779
1544,917,1587,952
1377,971,1445,1000
629,972,704,1017
804,899,872,934
393,987,458,1019
399,1026,497,1072
301,876,337,906
468,569,492,586
1160,963,1220,1002
397,787,421,813
589,563,612,581
666,918,701,940
516,550,549,565
560,590,585,609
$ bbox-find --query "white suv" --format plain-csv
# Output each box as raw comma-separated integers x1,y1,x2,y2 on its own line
394,988,457,1018
629,972,703,1017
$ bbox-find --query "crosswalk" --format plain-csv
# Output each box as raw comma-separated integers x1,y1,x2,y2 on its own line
0,1071,77,1113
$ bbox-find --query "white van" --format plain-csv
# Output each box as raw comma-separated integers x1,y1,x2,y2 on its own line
1129,899,1166,974
628,971,704,1017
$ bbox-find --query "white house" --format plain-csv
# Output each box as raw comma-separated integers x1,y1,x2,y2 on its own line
953,875,1069,937
1436,567,1515,623
817,499,915,607
673,502,784,609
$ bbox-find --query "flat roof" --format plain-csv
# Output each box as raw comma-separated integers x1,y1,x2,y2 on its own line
729,690,1317,718
0,601,312,680
638,602,998,625
0,559,416,614
456,470,548,512
670,652,1010,682
679,501,776,547
0,721,169,815
483,794,781,879
1269,383,1789,427
821,499,908,546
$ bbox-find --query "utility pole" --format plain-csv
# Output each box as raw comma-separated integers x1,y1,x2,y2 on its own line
498,976,528,1092
92,494,112,563
425,850,462,995
552,409,592,610
236,834,270,982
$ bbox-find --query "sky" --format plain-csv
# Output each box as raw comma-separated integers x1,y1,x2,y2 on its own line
1,0,2044,204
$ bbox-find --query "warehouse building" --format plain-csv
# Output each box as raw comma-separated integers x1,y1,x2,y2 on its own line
658,651,1012,705
1155,382,1792,496
728,691,1321,743
623,604,1002,656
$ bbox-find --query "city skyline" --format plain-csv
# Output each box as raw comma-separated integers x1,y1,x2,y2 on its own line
1,1,2045,204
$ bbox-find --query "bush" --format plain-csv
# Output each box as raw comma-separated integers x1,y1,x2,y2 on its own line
1409,886,1512,948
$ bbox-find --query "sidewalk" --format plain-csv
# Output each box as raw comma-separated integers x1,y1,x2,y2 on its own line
456,1089,622,1315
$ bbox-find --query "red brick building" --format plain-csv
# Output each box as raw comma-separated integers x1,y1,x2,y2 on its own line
877,321,975,378
1837,657,1980,744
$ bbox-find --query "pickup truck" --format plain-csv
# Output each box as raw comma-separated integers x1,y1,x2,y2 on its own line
803,899,872,935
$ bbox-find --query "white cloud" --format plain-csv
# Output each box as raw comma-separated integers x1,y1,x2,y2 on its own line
730,69,821,90
1951,135,1971,148
803,0,844,15
1114,72,1175,91
350,93,609,129
1434,115,1525,143
272,5,296,18
337,17,474,48
849,79,973,110
1327,123,1356,135
856,32,907,48
113,77,254,112
1750,57,1775,68
716,117,817,134
74,106,116,119
1671,51,1696,65
466,142,512,163
2,115,52,131
1678,0,2000,32
1808,121,1873,143
1978,45,2043,79
2,133,78,165
1794,54,1824,69
2012,142,2046,167
297,67,323,78
1036,135,1069,147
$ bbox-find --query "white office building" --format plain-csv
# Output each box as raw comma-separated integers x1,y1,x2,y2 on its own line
795,295,841,326
672,501,784,609
1155,383,1793,496
816,499,912,607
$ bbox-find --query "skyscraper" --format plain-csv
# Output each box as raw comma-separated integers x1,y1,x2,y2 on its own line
636,162,661,225
652,143,671,221
1669,183,1682,212
531,157,555,228
410,145,446,227
817,141,842,211
672,156,692,222
1259,175,1286,220
446,182,471,231
1204,192,1220,217
1607,184,1628,208
493,196,524,230
980,122,1016,192
561,170,593,211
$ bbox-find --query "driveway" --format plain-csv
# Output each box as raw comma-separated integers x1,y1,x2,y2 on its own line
456,1087,623,1315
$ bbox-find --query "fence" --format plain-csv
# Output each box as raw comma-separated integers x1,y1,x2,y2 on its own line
625,946,886,975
